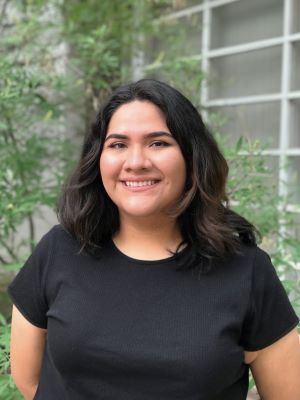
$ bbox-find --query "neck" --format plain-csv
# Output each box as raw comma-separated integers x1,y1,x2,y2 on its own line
113,215,183,260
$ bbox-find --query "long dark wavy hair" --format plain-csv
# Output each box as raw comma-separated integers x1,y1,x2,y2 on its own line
57,78,259,275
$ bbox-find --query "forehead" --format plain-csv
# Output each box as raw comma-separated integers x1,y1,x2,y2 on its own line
107,100,168,133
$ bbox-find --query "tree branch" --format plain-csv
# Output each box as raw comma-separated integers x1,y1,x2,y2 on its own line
0,254,9,265
0,237,18,262
0,0,10,25
5,116,35,252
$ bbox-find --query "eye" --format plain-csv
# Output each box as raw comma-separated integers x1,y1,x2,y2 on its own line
108,142,126,149
150,141,170,148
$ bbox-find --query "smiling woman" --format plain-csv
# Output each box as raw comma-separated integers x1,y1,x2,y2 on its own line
7,79,300,400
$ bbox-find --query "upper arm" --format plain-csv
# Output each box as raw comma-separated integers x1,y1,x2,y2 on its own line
10,305,47,388
249,328,300,400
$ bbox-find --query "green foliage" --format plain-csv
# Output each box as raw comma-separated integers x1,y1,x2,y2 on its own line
0,313,22,399
222,137,280,235
0,0,72,266
144,57,204,107
61,0,145,130
69,25,119,90
142,4,203,106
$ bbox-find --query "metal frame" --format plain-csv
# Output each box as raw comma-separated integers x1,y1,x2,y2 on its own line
238,149,300,156
208,33,300,58
205,92,300,106
157,0,240,22
278,0,293,202
200,0,211,121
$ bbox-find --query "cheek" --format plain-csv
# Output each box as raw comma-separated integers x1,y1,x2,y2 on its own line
154,153,186,196
160,153,186,181
173,162,186,192
99,154,121,181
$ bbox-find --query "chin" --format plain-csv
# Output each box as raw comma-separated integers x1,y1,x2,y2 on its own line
121,207,164,219
125,211,159,218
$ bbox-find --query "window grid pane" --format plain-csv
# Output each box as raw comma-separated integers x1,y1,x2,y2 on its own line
208,46,282,99
210,0,283,49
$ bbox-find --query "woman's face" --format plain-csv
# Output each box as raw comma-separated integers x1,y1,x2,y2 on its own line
99,100,186,220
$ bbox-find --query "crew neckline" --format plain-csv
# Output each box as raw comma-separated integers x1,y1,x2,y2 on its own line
109,239,188,266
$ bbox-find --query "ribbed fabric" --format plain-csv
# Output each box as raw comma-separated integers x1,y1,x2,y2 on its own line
8,225,299,400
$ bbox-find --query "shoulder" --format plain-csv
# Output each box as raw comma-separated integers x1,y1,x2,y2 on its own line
29,224,79,265
39,224,76,247
246,245,278,280
44,223,72,239
229,243,273,272
213,244,275,287
216,243,262,275
235,242,268,260
239,244,280,284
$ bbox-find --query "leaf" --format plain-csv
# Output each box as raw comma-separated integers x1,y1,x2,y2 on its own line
235,136,243,153
43,110,53,121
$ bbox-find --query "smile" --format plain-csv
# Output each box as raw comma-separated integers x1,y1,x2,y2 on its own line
123,180,158,187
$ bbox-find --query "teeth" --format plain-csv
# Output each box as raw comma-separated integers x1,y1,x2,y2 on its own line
125,180,157,187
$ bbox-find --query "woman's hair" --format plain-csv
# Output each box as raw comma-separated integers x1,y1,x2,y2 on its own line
57,78,259,275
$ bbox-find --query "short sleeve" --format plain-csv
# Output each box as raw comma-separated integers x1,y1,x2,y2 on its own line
240,247,299,351
7,228,55,329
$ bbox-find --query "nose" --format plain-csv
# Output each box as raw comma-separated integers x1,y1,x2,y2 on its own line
123,145,152,171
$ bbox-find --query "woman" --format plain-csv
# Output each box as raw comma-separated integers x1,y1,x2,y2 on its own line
8,79,300,399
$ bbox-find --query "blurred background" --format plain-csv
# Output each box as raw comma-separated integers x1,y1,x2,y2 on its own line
0,1,299,398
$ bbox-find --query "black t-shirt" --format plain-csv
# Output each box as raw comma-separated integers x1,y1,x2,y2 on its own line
8,225,299,400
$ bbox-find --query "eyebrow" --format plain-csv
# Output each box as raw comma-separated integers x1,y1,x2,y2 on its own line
104,131,173,142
